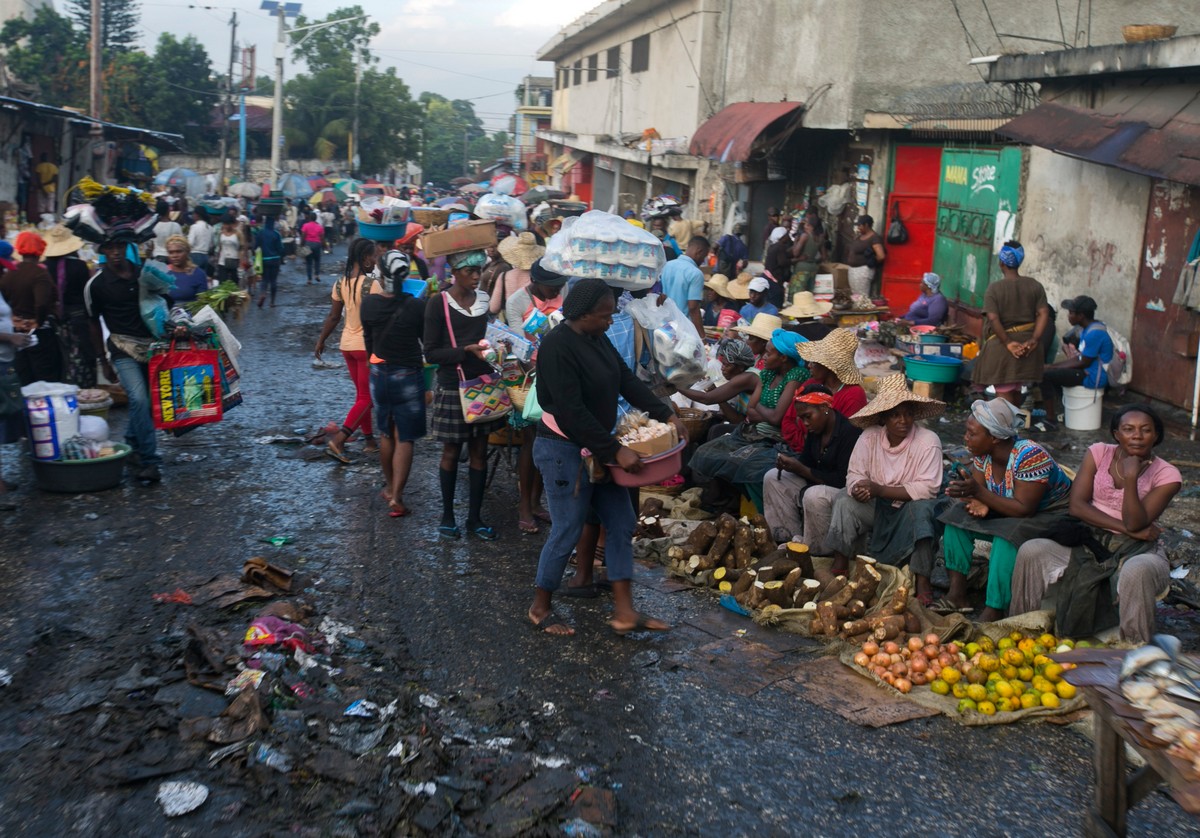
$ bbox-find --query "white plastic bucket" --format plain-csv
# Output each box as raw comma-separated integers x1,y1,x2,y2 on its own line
1063,385,1103,431
813,274,834,295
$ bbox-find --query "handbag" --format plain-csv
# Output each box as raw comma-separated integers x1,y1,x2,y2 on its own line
298,243,312,259
442,292,511,424
521,375,543,423
886,202,909,245
147,336,224,431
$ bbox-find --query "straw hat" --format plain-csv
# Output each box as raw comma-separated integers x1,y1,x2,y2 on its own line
42,224,85,258
727,271,753,300
738,313,783,342
849,374,945,428
796,328,864,385
497,231,544,270
704,273,731,298
779,290,833,320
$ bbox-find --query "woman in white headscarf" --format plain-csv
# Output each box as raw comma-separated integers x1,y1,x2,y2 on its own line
901,272,948,327
763,226,791,309
936,398,1072,619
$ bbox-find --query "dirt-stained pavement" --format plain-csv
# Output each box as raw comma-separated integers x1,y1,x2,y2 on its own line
2,247,1200,836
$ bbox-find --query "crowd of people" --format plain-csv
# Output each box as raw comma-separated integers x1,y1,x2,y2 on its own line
0,180,1181,644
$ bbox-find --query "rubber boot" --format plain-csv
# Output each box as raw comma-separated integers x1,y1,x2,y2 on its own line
466,467,496,540
438,468,459,537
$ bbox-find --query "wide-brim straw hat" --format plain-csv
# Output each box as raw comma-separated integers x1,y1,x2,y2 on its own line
497,230,544,270
849,374,945,428
42,224,85,258
727,271,753,300
737,313,783,342
779,290,833,320
797,328,864,385
704,273,731,298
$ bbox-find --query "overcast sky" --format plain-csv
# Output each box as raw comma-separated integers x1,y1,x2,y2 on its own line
135,0,600,133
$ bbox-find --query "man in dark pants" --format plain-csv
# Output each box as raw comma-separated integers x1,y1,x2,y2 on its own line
1040,295,1113,429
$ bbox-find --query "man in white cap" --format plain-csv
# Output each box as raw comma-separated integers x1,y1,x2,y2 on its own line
738,276,780,323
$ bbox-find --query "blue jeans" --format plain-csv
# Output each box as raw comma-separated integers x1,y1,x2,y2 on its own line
112,356,160,466
533,435,634,591
260,259,281,303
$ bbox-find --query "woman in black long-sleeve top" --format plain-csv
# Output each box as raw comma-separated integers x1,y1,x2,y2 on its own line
423,249,505,540
527,278,688,636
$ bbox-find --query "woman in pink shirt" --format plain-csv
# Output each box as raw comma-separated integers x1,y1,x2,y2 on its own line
300,212,325,284
1011,405,1182,642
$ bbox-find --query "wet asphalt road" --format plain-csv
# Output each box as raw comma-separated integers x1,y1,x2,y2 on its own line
1,246,1199,836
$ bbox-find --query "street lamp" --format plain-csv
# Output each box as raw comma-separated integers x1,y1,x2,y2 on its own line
261,1,366,185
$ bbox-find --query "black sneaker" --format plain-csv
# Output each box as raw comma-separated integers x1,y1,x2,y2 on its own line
125,450,142,469
135,464,162,483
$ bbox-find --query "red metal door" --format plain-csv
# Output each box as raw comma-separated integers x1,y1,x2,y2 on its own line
881,145,942,310
1131,179,1200,409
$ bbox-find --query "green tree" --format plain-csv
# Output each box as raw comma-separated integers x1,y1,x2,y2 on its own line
0,7,89,107
290,5,377,74
137,34,218,148
468,131,510,166
66,0,140,54
417,95,496,184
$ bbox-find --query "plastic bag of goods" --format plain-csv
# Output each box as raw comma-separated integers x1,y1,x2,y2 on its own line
78,414,110,442
21,381,80,460
541,210,665,291
472,193,527,231
624,296,706,384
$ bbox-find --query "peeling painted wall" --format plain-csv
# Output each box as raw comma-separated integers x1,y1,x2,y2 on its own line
1020,146,1149,337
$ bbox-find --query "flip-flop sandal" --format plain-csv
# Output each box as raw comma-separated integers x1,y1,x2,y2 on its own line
518,519,540,535
388,505,409,518
438,525,461,539
325,444,351,464
593,578,613,592
533,510,552,524
529,610,574,635
930,597,972,615
611,614,670,637
561,584,598,598
469,524,498,541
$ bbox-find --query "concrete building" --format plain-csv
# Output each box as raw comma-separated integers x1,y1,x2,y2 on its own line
988,33,1200,410
512,75,553,187
536,0,1192,309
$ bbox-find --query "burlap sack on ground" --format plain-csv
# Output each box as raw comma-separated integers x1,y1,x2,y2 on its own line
836,647,1087,726
754,556,905,637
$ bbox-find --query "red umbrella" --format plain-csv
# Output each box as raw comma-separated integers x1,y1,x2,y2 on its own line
308,176,331,190
489,174,528,197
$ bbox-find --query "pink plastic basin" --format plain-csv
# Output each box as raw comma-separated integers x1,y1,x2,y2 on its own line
606,440,687,488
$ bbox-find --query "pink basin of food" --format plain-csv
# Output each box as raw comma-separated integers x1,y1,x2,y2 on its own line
606,440,687,488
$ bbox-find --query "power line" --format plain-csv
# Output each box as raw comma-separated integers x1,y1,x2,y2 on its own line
948,0,988,81
979,0,1004,49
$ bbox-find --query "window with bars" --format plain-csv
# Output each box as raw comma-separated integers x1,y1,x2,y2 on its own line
587,54,598,82
607,46,620,77
572,60,582,86
630,35,649,73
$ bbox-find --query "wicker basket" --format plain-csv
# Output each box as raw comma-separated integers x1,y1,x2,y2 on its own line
508,378,533,412
676,407,713,441
412,208,449,227
1122,24,1177,42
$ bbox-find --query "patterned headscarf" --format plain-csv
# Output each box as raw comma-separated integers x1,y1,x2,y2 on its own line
998,243,1025,268
716,338,756,369
447,249,487,270
922,272,941,293
796,391,834,407
971,398,1021,439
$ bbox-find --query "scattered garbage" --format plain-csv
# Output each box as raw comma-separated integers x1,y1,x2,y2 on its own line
418,694,439,709
0,669,11,687
1173,566,1190,579
156,781,209,817
225,670,265,695
387,735,421,763
542,701,557,716
152,588,194,605
175,452,207,462
317,616,357,650
259,536,295,547
344,699,379,718
241,557,295,591
561,818,603,838
255,743,293,773
243,616,311,652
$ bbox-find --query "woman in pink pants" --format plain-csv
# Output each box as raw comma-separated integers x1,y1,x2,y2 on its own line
315,238,379,461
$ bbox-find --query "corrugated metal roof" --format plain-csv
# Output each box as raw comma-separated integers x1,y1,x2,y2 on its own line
688,101,803,163
997,87,1200,187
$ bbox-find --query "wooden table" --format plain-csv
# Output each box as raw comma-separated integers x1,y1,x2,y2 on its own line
1057,648,1200,836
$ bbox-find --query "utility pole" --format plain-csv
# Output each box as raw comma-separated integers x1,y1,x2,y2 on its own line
269,6,285,182
89,0,103,180
350,46,362,176
463,130,468,178
217,11,237,193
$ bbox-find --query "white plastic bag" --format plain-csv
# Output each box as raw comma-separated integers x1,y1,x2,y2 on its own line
624,296,706,384
540,210,664,290
472,193,528,231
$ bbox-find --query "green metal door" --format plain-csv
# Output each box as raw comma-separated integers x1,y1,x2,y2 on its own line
931,147,1022,309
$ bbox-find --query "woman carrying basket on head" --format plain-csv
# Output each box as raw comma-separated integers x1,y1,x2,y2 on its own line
424,248,507,540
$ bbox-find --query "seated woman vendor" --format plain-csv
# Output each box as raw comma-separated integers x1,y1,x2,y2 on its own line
1010,404,1181,643
675,338,759,439
806,375,944,577
938,398,1072,620
701,274,740,329
689,330,807,513
901,272,948,327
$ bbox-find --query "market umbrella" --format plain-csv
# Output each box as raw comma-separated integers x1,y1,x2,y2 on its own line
519,186,568,205
435,196,471,208
276,172,314,200
489,173,528,197
153,167,198,187
308,175,331,190
458,183,486,195
450,176,474,186
309,187,350,205
333,178,364,194
226,181,262,199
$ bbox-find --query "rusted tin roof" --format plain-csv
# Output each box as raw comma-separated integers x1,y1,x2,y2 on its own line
997,87,1200,186
689,101,804,163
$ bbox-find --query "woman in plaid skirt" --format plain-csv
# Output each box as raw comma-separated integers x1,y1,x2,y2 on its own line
423,249,505,540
